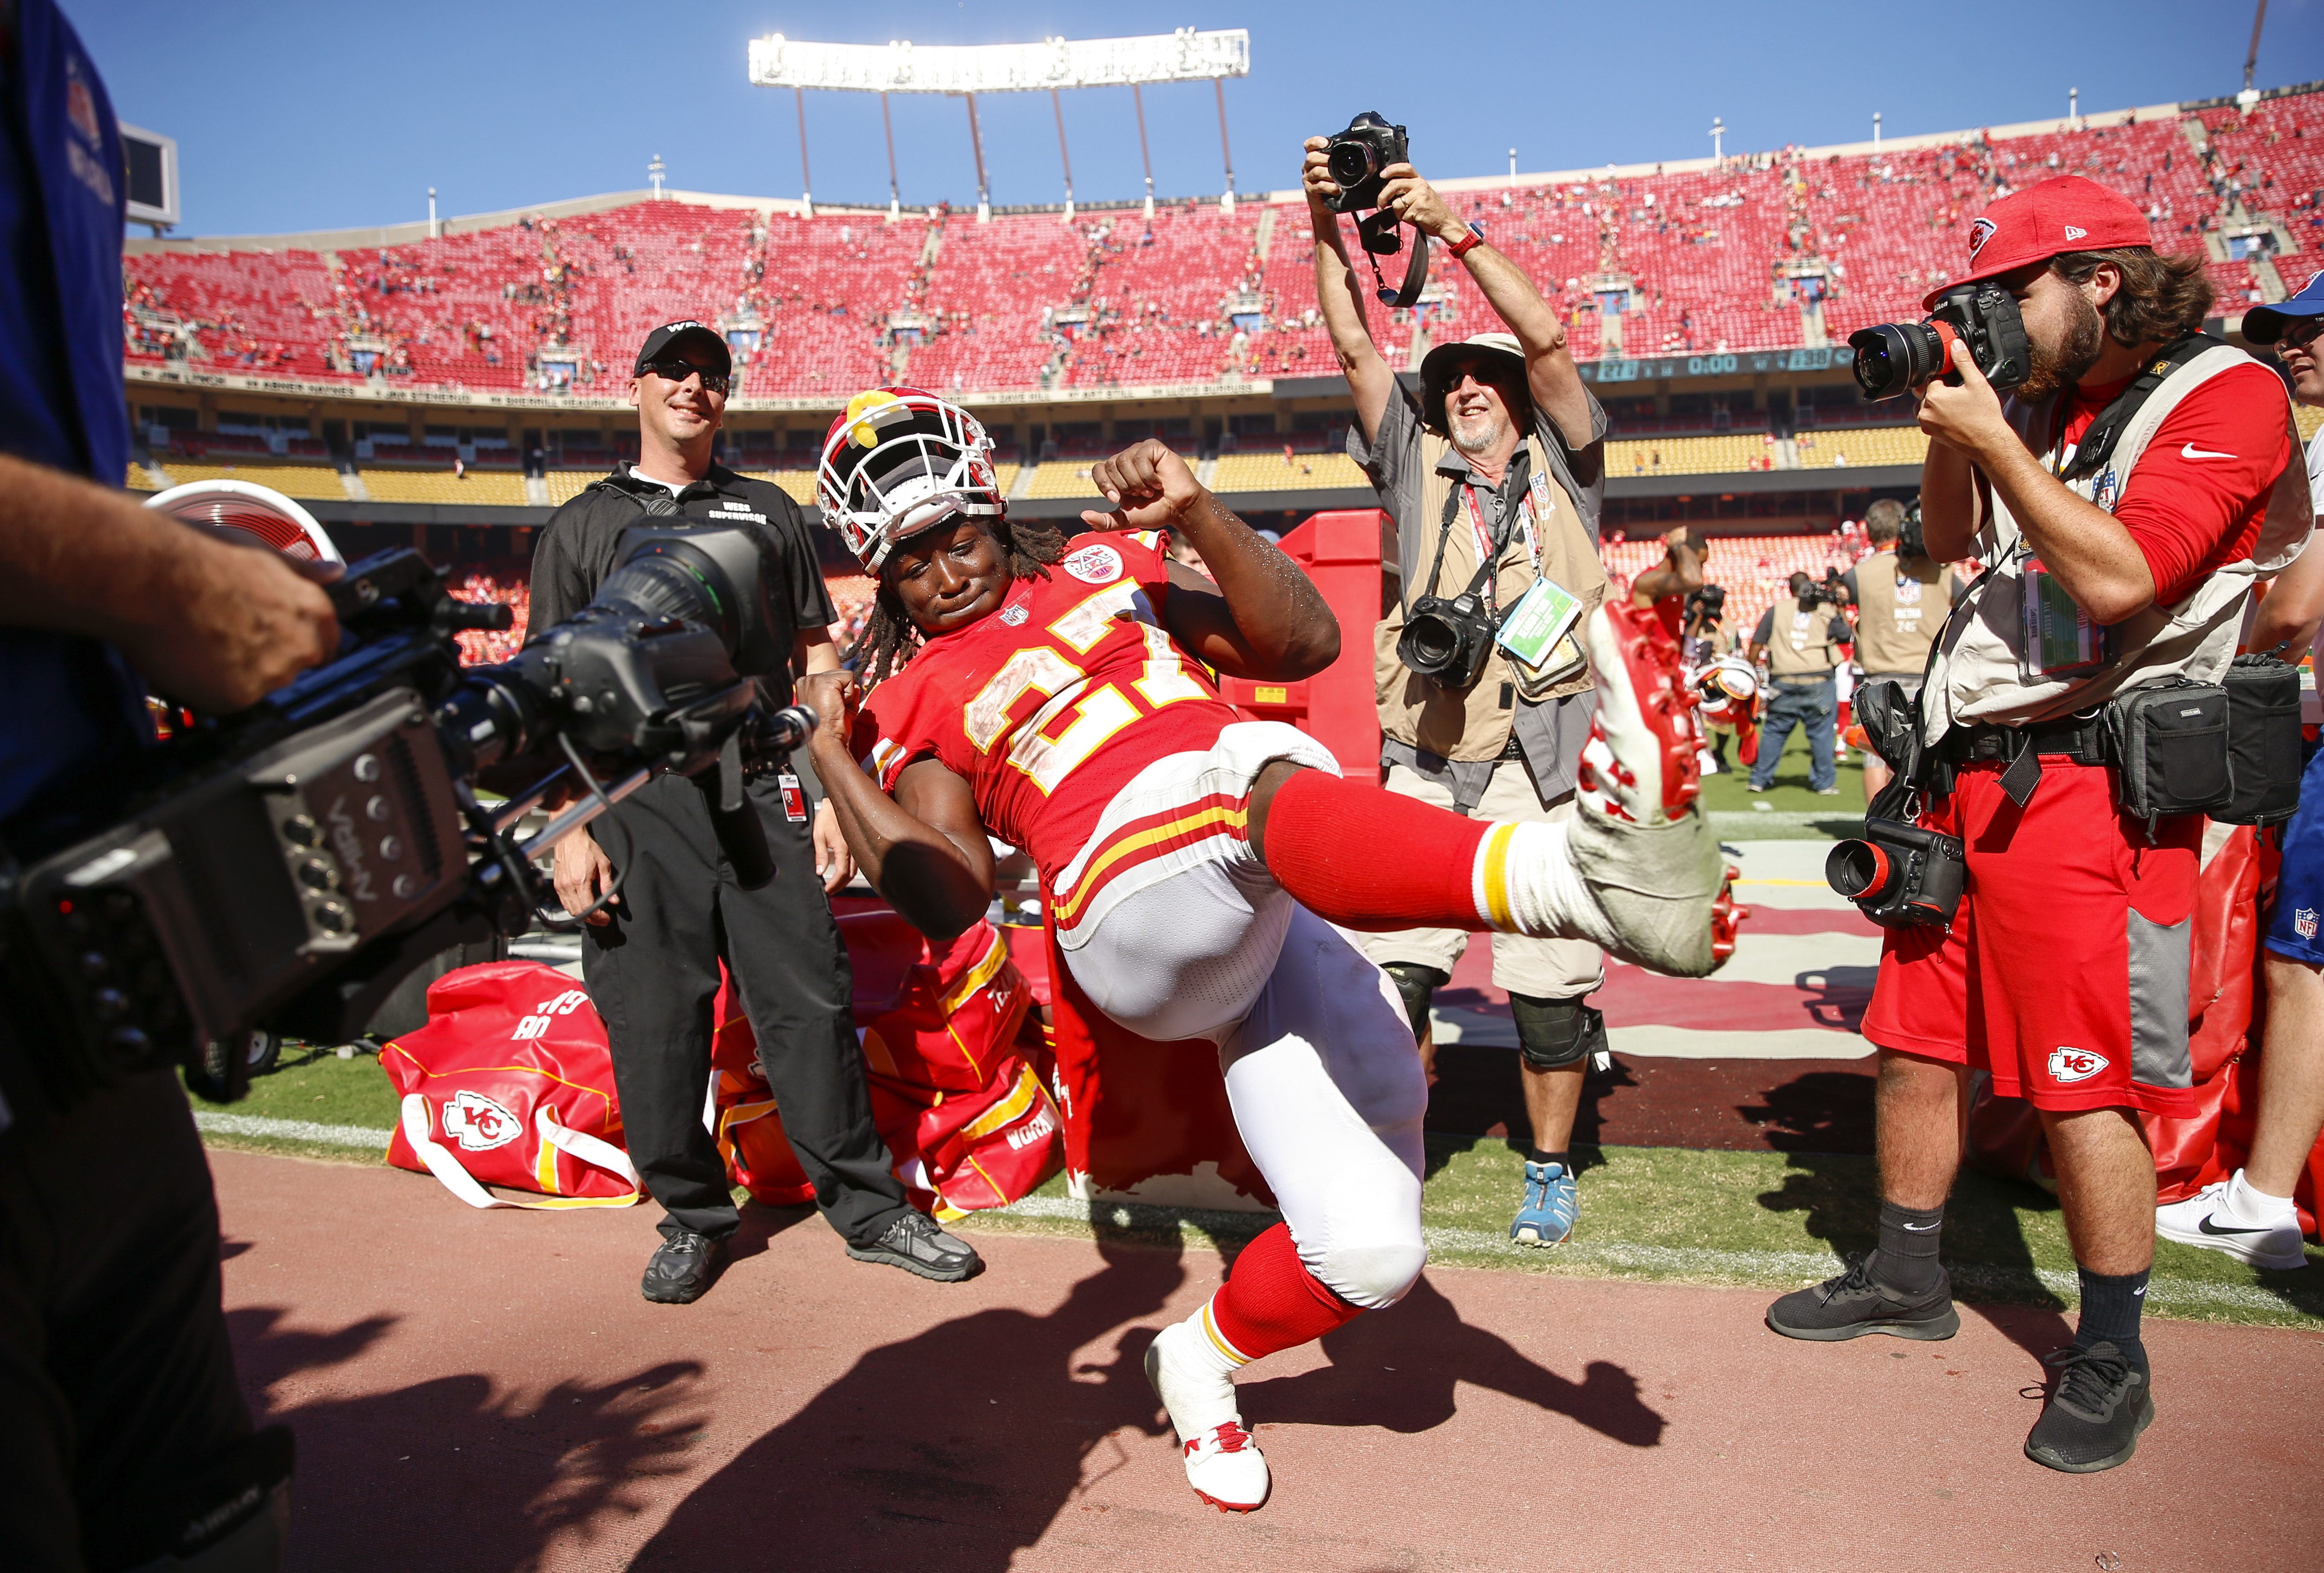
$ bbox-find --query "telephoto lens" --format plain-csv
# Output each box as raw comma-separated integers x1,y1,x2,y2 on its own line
1848,322,1947,400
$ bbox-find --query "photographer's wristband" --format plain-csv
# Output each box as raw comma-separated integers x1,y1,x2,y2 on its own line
1446,223,1484,262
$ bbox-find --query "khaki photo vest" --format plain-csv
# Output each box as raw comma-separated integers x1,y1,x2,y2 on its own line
1924,343,2313,747
1373,432,1607,761
1853,553,1957,676
1766,596,1843,679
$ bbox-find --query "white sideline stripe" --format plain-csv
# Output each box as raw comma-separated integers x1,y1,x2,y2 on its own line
1432,1008,1872,1060
983,1200,2309,1314
194,1111,393,1149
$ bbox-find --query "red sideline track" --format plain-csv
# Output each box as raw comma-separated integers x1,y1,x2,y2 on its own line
214,1148,2323,1572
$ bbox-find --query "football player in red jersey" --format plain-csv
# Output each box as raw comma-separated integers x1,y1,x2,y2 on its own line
797,388,1741,1513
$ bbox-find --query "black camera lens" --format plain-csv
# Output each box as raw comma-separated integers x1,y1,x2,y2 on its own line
1826,839,1897,902
1404,614,1462,672
1327,140,1375,186
1847,323,1945,401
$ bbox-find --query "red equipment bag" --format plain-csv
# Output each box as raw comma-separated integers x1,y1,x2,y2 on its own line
379,961,642,1210
712,915,1064,1220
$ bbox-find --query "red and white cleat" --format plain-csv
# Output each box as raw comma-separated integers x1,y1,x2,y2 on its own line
1181,1421,1271,1513
1710,866,1749,968
1576,598,1704,826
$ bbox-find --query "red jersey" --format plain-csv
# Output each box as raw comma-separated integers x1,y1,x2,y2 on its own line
857,531,1240,884
2055,361,2291,604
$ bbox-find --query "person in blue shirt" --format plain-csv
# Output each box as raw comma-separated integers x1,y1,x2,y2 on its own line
0,3,339,1567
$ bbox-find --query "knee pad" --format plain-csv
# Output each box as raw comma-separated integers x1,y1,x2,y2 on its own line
1378,962,1449,1043
1313,1240,1428,1309
1510,994,1606,1070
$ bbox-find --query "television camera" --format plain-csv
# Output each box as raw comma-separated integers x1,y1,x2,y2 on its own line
0,523,810,1109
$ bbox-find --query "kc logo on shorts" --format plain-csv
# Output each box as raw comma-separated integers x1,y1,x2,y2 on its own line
1061,543,1124,584
2047,1047,2110,1084
2297,908,2318,941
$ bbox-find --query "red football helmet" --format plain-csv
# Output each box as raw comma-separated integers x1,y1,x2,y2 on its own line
816,386,1004,572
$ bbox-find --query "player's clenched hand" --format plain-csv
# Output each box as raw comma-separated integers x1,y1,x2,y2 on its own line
797,668,860,746
129,534,342,712
1084,439,1202,532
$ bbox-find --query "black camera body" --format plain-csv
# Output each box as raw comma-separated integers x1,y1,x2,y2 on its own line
1849,281,2031,401
1898,498,1928,562
1684,583,1728,626
1796,569,1849,611
1397,588,1497,691
1826,816,1967,928
1,525,802,1107
1322,112,1408,215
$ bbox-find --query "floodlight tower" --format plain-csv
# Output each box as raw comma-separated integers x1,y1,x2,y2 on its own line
748,29,1251,221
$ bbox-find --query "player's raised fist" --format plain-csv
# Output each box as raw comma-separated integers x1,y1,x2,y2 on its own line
798,668,860,744
1084,439,1202,532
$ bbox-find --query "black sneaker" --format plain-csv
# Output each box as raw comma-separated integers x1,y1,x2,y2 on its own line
1766,1254,1960,1341
846,1211,984,1282
2025,1341,2154,1474
641,1230,724,1305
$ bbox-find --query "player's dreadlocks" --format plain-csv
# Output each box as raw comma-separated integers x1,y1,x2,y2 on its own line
857,512,1070,689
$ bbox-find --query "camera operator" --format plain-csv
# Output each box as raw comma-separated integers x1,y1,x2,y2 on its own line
2157,272,2324,1268
1743,572,1853,795
1843,498,1961,799
1304,132,1611,1247
1,4,336,1563
1767,178,2311,1475
529,324,980,1301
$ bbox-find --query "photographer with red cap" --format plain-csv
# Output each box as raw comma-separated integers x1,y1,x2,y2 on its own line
1765,177,2311,1474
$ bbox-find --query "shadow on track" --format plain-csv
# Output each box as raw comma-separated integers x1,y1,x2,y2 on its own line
624,1230,1185,1573
1234,1273,1666,1448
225,1294,707,1571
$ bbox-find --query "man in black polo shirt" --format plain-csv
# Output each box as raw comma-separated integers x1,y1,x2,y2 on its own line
530,321,980,1300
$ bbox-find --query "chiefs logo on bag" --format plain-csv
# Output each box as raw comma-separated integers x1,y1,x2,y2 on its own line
713,915,1063,1219
380,961,642,1210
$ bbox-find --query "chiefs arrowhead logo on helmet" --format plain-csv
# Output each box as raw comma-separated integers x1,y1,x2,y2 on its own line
817,387,1005,572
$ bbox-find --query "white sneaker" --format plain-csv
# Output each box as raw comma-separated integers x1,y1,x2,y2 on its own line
2156,1180,2309,1271
1144,1320,1270,1512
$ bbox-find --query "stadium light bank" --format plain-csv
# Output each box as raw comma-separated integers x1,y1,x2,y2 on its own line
747,29,1251,224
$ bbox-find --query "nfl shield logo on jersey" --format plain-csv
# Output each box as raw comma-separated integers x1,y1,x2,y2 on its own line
2046,1047,2109,1084
2297,908,2318,941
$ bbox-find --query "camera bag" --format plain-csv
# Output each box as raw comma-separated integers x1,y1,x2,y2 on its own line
2218,653,2304,826
2102,677,2232,823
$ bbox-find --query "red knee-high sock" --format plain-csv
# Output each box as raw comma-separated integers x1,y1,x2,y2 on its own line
1261,768,1489,932
1207,1222,1364,1361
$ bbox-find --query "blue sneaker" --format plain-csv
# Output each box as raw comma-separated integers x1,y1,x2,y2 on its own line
1510,1161,1577,1246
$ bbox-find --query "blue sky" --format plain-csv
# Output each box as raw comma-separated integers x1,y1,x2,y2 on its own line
77,0,2324,238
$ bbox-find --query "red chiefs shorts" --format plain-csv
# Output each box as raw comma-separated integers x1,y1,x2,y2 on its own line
1862,756,2199,1117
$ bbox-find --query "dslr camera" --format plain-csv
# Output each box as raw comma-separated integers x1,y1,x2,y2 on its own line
1321,111,1408,215
1826,816,1967,928
1796,568,1849,611
0,524,808,1109
1684,583,1728,627
1397,583,1498,692
1848,280,2031,401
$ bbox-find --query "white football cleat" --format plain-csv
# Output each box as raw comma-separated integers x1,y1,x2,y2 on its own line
2156,1178,2309,1272
1144,1318,1270,1512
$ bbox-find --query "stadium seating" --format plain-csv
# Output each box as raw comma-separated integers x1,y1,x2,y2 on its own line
1792,426,1930,469
144,461,350,501
1208,451,1368,492
1606,434,1782,477
360,468,531,506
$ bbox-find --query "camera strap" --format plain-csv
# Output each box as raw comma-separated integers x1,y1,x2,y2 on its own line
1357,210,1432,308
2055,333,2221,481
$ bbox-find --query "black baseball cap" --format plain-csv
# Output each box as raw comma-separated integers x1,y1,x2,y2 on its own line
634,319,732,377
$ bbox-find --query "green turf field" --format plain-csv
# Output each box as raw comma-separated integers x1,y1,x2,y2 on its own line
194,1050,2324,1329
1699,713,1870,840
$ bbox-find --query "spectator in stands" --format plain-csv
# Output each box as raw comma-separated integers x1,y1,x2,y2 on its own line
1844,498,1960,801
531,321,981,1304
1767,177,2306,1476
2157,272,2324,1270
1304,136,1613,1249
1743,570,1851,795
2,4,338,1562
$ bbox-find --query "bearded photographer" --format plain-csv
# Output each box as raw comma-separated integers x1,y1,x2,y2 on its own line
1843,498,1962,800
0,3,339,1564
531,323,979,1303
1304,131,1612,1247
1766,178,2310,1476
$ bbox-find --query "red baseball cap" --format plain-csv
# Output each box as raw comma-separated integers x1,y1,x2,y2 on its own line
1923,175,2153,310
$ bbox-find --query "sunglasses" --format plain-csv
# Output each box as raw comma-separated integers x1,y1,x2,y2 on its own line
640,358,730,395
2276,317,2324,352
